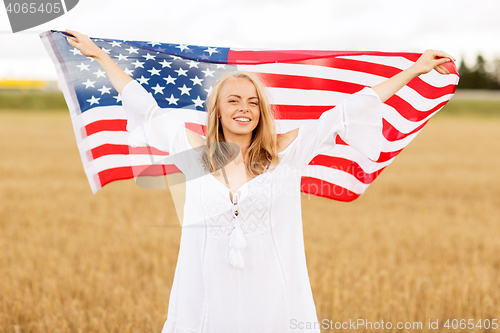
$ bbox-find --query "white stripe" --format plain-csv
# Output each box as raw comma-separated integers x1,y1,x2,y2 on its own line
301,165,369,195
327,145,392,172
239,63,455,109
337,55,460,88
80,114,412,159
80,105,208,126
238,63,386,87
268,86,452,112
268,87,349,106
92,154,174,174
79,131,129,150
396,87,454,111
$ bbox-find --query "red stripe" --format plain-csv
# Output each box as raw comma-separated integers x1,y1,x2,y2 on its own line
272,105,336,120
85,119,127,136
335,136,401,163
383,118,428,142
274,105,429,142
376,149,403,163
98,164,181,187
228,49,422,65
254,72,364,94
309,155,385,184
385,95,447,122
300,177,360,202
282,57,458,99
91,144,169,159
185,122,207,136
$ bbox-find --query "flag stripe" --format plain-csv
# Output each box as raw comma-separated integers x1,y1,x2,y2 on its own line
300,177,360,202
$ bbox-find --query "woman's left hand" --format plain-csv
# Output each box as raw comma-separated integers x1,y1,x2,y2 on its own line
412,49,456,75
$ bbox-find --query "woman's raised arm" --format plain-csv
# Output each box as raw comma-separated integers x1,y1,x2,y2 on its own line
371,49,456,103
65,29,133,95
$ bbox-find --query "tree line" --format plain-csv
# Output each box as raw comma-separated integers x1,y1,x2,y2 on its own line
457,55,500,90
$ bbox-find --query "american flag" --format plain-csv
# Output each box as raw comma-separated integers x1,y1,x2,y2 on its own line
40,30,459,201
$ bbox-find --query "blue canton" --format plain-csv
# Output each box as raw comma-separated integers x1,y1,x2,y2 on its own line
51,30,235,113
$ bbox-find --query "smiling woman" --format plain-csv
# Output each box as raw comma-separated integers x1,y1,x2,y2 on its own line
64,28,455,333
200,71,279,195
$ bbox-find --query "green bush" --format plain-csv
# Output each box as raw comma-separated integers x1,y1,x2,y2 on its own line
0,91,68,110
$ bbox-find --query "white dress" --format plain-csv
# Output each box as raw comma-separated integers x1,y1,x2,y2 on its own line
122,80,384,333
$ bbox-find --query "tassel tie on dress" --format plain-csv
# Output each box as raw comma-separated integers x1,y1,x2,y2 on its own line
228,192,247,268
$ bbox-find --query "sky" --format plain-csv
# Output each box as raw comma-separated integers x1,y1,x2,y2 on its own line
0,0,499,80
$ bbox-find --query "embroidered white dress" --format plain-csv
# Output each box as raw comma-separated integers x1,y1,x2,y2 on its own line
122,80,384,333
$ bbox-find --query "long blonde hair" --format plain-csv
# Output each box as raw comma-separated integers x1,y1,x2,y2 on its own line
201,71,279,176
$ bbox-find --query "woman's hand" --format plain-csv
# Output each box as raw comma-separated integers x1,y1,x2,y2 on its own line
372,49,455,102
64,28,133,94
411,49,456,76
65,29,105,59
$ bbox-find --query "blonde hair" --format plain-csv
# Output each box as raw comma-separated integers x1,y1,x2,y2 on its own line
201,71,279,176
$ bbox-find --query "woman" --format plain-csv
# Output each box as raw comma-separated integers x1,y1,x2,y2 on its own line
65,29,454,332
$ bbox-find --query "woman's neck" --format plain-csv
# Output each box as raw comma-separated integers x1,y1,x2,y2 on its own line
224,132,252,162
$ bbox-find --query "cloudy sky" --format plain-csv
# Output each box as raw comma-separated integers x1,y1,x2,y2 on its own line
0,0,498,80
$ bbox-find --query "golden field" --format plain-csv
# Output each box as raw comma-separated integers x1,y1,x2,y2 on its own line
0,110,499,332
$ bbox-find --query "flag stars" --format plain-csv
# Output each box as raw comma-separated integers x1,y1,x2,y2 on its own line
125,46,139,54
148,41,161,47
70,48,82,56
151,84,165,94
98,85,112,95
176,44,190,52
192,96,204,108
205,86,213,96
115,54,128,61
202,68,215,77
216,64,225,69
159,60,172,68
109,41,122,47
124,68,134,76
165,94,179,105
132,60,145,68
101,47,111,54
143,53,156,61
147,67,161,76
137,76,150,85
113,94,123,103
171,56,183,60
178,84,192,96
76,62,90,71
163,75,177,85
175,67,188,77
93,69,106,78
82,79,96,88
204,47,219,56
87,95,100,105
186,60,199,68
190,76,203,86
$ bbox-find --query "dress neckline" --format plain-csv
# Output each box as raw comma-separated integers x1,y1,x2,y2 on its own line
208,170,268,201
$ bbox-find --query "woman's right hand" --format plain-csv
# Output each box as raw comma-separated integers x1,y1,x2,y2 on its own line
65,29,105,59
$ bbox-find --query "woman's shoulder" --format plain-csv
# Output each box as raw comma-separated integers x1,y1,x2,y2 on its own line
277,128,299,153
185,128,205,152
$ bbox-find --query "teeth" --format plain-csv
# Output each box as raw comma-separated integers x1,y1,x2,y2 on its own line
234,118,250,122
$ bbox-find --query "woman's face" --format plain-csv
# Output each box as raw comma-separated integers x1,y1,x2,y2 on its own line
218,78,260,138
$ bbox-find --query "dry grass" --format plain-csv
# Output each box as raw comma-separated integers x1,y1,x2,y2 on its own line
0,111,499,332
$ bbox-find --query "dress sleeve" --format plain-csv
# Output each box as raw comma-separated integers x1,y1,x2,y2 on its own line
281,87,384,169
121,79,186,155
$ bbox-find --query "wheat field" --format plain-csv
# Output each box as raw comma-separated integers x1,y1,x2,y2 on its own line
0,110,499,332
